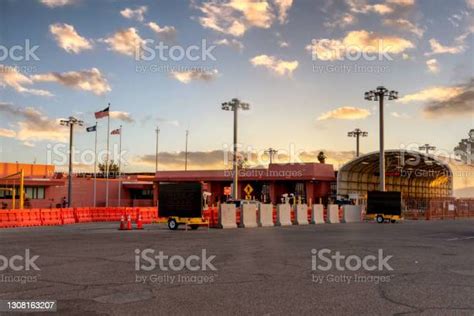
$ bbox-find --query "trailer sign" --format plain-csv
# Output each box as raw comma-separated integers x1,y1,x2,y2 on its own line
158,183,202,218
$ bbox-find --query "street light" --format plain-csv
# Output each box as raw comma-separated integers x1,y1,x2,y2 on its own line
264,148,278,164
60,116,84,207
155,127,160,172
419,143,436,154
347,128,368,157
221,98,250,200
364,86,398,191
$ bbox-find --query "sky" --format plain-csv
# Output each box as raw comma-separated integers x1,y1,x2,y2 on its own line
0,0,473,172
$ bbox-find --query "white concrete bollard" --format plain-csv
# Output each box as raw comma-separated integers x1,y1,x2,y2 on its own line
327,204,340,224
219,204,237,228
276,204,292,226
258,204,274,227
342,205,362,223
240,204,258,228
295,204,309,225
311,204,325,224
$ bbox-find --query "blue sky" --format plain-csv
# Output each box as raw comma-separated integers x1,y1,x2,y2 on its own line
0,0,473,171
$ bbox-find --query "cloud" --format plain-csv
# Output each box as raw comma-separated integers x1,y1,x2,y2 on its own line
147,22,177,42
324,13,356,29
347,0,394,15
102,28,145,57
39,0,75,8
398,86,464,103
426,58,440,73
31,68,111,95
49,23,92,54
214,38,244,51
306,30,413,61
387,0,415,6
170,69,219,83
390,111,411,119
157,118,180,127
425,38,465,56
0,65,53,96
120,6,147,22
193,0,293,37
317,106,371,121
250,54,298,76
0,103,68,143
110,111,134,123
383,19,424,37
423,78,474,117
467,0,474,9
0,128,16,138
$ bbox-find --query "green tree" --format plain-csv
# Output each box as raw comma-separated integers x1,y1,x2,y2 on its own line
98,160,120,177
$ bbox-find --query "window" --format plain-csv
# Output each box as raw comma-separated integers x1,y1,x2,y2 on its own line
25,187,45,199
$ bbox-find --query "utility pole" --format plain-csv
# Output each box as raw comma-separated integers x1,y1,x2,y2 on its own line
221,98,250,200
155,127,160,172
348,128,368,157
185,130,189,171
364,87,398,192
265,148,278,164
60,116,84,207
419,143,436,154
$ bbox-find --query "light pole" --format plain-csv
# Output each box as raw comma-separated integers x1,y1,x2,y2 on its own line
60,116,84,207
419,144,436,154
265,148,278,164
185,130,189,171
155,127,160,172
221,98,250,200
348,128,368,157
364,86,398,191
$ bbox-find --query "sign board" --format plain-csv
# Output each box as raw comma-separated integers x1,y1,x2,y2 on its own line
158,182,202,218
224,187,231,196
244,184,254,195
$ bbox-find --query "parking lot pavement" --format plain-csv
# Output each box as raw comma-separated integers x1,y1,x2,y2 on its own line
0,220,473,315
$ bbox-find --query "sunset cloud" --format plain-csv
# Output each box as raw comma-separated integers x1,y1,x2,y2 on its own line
423,78,474,117
317,106,371,121
170,69,219,83
398,86,464,103
110,111,134,123
0,65,52,96
214,38,244,51
307,30,414,61
120,6,147,22
425,38,465,56
383,19,424,38
148,22,177,42
49,23,92,54
347,0,394,15
426,58,440,73
102,28,145,57
39,0,75,8
31,68,111,95
250,54,298,76
0,128,16,138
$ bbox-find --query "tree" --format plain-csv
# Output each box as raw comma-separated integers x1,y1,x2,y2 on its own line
98,160,120,177
317,151,327,164
454,129,474,164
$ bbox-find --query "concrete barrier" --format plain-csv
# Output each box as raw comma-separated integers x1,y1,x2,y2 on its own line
311,204,324,224
258,204,274,227
240,204,258,228
295,204,309,225
219,204,237,229
327,204,340,224
342,205,362,223
276,204,292,226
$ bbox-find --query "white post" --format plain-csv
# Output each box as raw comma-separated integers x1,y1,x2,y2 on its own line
118,125,122,207
105,104,110,207
93,122,97,207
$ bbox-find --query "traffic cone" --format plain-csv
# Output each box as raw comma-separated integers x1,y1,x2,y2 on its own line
126,214,132,230
136,214,143,230
119,215,126,230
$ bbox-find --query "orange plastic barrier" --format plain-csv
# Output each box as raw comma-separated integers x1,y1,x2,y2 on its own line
61,208,76,225
74,207,92,223
139,208,156,224
40,209,62,226
0,210,18,228
17,209,42,227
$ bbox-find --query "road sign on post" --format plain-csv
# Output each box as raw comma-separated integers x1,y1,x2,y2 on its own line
224,187,231,196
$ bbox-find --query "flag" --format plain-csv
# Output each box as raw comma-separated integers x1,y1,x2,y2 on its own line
95,106,109,119
111,128,121,135
86,125,97,132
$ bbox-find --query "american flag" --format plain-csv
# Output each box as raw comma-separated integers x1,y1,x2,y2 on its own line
94,106,109,119
111,128,121,135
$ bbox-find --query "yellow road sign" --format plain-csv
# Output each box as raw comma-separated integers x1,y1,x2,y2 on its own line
244,184,253,196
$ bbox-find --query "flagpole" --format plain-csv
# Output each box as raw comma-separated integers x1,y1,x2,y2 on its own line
118,125,122,207
93,122,97,207
106,103,110,207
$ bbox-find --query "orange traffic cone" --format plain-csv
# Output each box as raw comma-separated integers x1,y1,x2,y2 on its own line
136,214,143,230
119,215,126,230
126,214,132,230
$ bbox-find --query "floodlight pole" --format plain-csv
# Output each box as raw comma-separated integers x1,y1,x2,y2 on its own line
348,128,368,157
265,148,278,164
364,87,398,192
155,127,160,172
419,144,436,154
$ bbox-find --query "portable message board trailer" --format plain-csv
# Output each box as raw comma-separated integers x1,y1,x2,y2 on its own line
157,182,209,230
366,191,403,223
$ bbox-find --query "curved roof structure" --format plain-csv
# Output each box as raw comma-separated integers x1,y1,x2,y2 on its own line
337,150,453,200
